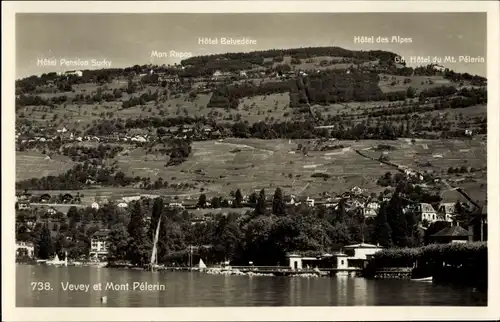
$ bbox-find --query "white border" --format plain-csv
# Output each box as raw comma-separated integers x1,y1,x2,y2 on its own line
2,1,499,321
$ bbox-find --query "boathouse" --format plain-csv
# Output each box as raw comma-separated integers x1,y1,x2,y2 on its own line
287,243,383,271
288,254,317,270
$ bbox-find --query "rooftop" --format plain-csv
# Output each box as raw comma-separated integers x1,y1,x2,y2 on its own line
431,225,470,237
92,229,110,238
343,243,382,249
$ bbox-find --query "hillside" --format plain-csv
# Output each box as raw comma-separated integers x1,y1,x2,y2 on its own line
15,46,487,204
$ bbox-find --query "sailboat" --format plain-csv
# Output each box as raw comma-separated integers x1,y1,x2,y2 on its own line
150,216,162,271
198,258,207,271
46,253,67,266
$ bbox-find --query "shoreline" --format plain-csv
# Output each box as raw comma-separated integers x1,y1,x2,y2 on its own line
17,262,332,278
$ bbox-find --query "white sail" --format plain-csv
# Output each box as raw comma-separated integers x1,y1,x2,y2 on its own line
47,253,64,265
150,216,161,267
198,258,207,269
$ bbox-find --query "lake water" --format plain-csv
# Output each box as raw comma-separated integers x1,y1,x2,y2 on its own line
16,265,486,307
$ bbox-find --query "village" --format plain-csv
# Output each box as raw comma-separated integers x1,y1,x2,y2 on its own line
15,176,487,269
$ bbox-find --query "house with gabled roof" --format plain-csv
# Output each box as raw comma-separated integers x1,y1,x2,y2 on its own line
437,203,455,222
283,195,296,206
411,203,438,223
363,201,380,218
430,224,470,244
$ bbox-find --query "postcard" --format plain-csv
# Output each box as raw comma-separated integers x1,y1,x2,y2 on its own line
2,1,499,321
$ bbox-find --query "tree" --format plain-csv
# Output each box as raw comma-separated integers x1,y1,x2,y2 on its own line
454,201,470,223
212,216,243,262
255,189,266,215
127,201,150,266
197,194,207,208
36,225,53,259
242,215,278,265
405,210,423,247
249,192,258,205
234,189,243,208
157,210,187,263
372,202,393,247
108,223,130,263
54,233,67,258
211,197,222,208
406,86,416,99
386,194,410,247
272,187,285,215
331,199,349,224
67,206,80,229
381,123,396,140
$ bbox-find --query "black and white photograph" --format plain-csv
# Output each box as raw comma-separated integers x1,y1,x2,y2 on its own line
2,1,499,321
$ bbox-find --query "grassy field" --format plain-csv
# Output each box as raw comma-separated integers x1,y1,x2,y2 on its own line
17,87,214,132
16,151,75,182
18,137,486,204
378,74,454,93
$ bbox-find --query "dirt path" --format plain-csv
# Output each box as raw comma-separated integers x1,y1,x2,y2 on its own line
214,141,275,154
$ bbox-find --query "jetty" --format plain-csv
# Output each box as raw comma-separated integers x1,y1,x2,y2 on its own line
107,263,361,276
227,266,361,276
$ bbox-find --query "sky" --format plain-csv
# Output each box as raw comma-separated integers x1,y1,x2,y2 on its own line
16,13,486,79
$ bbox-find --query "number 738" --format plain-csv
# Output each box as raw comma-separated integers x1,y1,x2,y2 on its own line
31,282,53,291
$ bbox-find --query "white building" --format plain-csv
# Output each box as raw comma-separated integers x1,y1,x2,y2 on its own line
287,243,383,272
90,230,109,261
116,202,128,208
16,241,35,258
65,70,83,77
341,243,383,262
437,203,455,222
413,203,438,223
305,197,315,207
45,207,57,215
122,196,142,203
363,202,380,218
18,201,30,210
168,202,185,210
432,65,446,72
351,186,364,195
285,195,296,206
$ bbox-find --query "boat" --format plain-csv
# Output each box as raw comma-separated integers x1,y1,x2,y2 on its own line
88,261,108,268
46,253,67,266
150,215,162,271
198,258,207,271
411,276,433,282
